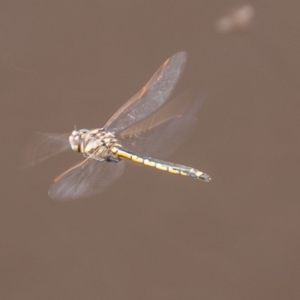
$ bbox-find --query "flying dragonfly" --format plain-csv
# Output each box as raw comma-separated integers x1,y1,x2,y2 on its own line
23,52,211,200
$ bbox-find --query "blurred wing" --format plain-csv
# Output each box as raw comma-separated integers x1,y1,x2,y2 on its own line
118,90,205,159
104,52,187,134
21,132,70,168
49,159,126,201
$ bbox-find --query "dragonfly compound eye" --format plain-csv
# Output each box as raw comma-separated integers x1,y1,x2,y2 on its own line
69,130,82,152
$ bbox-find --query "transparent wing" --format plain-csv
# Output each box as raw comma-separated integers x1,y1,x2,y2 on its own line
119,117,196,159
49,159,126,201
21,132,70,168
104,52,187,134
117,90,205,159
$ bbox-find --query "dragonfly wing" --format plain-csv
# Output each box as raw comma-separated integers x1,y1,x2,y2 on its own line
119,116,197,159
118,90,205,159
105,52,187,134
49,159,125,201
21,132,70,168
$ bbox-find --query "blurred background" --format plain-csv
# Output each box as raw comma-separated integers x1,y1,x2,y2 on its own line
1,1,300,299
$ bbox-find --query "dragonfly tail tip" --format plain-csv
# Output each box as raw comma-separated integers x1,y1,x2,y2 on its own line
197,172,211,182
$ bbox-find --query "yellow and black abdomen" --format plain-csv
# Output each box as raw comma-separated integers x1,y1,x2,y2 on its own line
111,146,211,182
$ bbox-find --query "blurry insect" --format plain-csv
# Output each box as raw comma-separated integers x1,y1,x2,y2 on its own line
23,52,211,200
216,4,255,33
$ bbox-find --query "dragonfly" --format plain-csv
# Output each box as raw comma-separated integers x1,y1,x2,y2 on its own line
23,52,211,200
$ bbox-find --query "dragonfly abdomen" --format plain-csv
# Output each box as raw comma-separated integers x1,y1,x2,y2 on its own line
112,146,211,182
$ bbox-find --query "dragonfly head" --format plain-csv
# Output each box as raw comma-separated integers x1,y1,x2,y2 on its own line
69,129,89,152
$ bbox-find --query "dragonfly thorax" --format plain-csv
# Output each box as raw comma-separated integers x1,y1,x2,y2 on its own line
69,128,122,161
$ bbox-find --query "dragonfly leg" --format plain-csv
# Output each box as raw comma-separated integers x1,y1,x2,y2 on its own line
106,156,121,163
